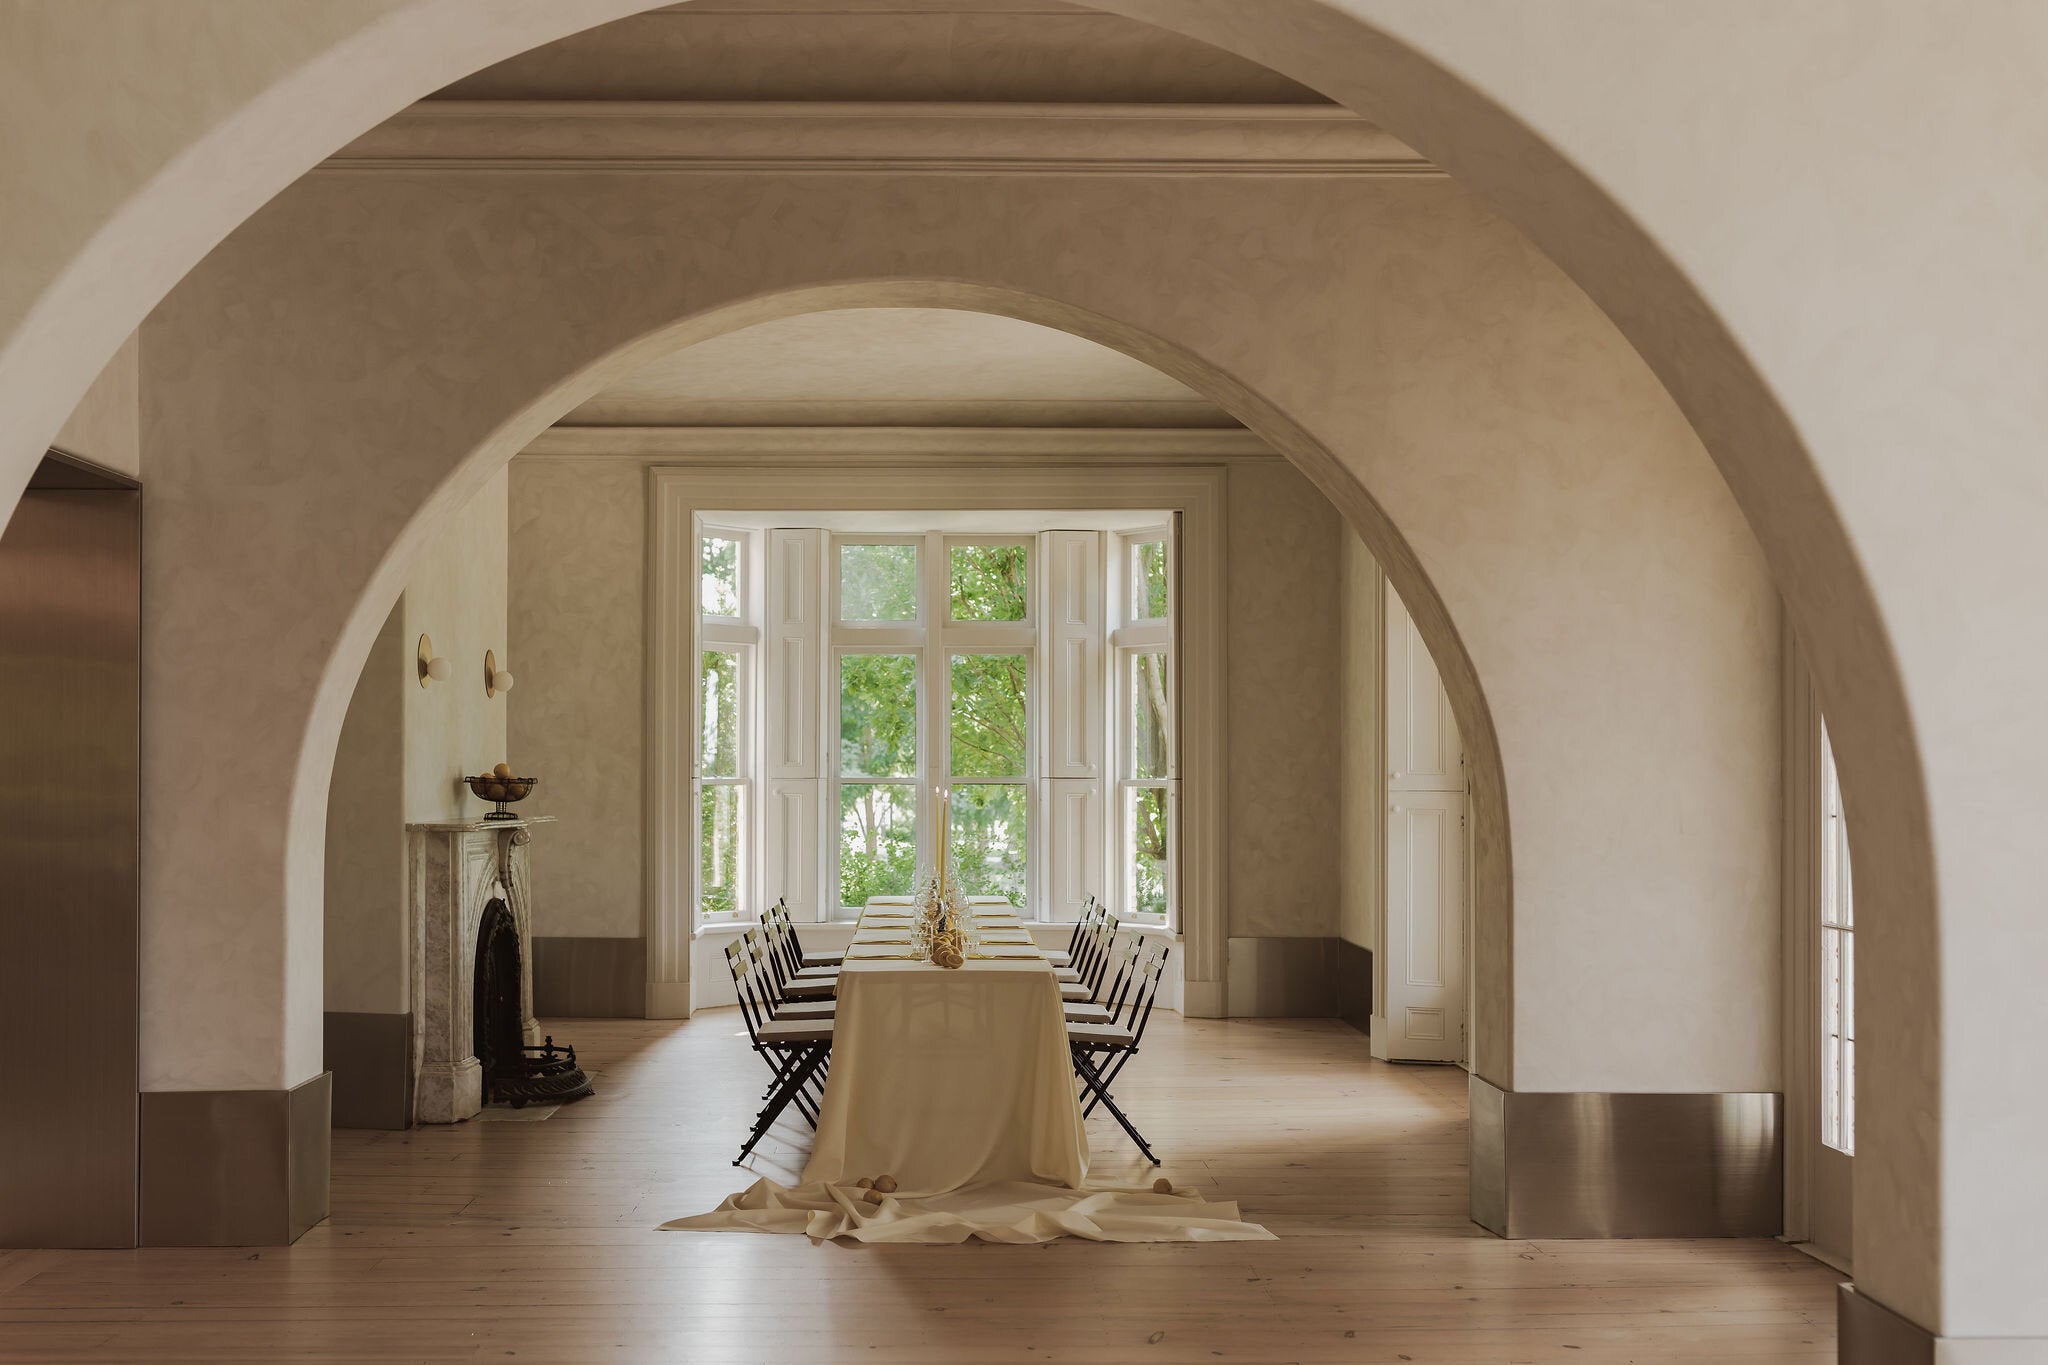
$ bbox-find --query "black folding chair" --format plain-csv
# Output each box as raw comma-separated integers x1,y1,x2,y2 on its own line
740,928,834,1023
1060,911,1119,1004
769,898,845,970
1064,934,1143,1024
1044,896,1096,969
724,937,833,1164
1066,941,1171,1164
759,909,836,1001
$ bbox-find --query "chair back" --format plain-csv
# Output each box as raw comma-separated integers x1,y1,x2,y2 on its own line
725,937,769,1043
1063,897,1100,959
1096,935,1147,1018
1081,912,1122,998
1122,942,1172,1046
763,899,801,978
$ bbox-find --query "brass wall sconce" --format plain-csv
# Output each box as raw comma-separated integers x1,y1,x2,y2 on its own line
417,634,450,687
484,648,515,698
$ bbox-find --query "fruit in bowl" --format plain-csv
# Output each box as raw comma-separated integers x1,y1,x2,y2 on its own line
466,765,538,819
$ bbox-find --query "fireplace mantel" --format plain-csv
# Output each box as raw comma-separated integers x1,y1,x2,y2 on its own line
406,816,555,1123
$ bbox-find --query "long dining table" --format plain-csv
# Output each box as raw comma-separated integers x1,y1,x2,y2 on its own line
797,897,1090,1195
664,897,1273,1243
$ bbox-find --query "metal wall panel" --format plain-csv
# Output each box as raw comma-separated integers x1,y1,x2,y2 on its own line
1468,1074,1783,1238
0,466,140,1247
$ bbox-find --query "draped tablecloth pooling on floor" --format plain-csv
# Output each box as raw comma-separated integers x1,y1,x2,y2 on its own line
663,905,1273,1244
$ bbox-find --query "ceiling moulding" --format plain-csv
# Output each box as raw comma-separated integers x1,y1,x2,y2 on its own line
322,101,1442,177
518,426,1281,460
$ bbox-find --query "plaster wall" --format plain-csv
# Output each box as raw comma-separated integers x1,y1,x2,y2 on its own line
1225,461,1343,939
507,456,646,939
323,468,509,1013
400,468,510,825
323,606,407,1016
1337,527,1381,953
52,332,141,480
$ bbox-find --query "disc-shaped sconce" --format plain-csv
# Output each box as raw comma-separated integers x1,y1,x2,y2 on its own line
417,634,450,687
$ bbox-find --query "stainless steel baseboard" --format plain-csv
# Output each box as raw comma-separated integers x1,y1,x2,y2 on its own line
140,1072,332,1246
1469,1074,1781,1238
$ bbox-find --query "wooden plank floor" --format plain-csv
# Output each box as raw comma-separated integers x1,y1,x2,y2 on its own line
0,1014,1840,1363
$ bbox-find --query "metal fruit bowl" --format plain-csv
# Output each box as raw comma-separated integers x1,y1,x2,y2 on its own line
465,773,538,821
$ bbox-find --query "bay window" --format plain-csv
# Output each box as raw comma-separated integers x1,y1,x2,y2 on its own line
691,514,1176,928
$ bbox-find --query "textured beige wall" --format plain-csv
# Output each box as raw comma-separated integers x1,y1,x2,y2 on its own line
1337,528,1381,952
401,468,510,824
51,331,140,479
507,457,645,938
508,453,1348,943
1226,461,1343,938
0,0,650,519
322,470,508,1012
323,605,406,1016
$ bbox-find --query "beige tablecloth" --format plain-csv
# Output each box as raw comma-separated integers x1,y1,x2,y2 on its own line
800,936,1088,1194
664,903,1273,1244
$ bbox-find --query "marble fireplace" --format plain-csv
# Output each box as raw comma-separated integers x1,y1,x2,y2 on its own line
404,816,553,1123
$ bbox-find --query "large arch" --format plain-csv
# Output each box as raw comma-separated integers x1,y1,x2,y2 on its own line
141,143,1779,1257
7,0,2039,1348
309,278,1515,1060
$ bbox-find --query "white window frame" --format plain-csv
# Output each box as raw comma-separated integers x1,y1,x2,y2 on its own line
1819,724,1855,1155
822,532,1041,917
648,456,1227,1020
1112,525,1176,926
691,524,759,926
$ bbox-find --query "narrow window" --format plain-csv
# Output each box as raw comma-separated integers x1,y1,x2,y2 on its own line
1820,726,1855,1154
949,651,1030,906
836,652,920,909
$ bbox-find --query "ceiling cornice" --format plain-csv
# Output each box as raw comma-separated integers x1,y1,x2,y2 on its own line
519,425,1281,459
323,101,1442,177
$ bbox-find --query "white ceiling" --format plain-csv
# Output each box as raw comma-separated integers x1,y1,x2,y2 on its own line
560,308,1237,428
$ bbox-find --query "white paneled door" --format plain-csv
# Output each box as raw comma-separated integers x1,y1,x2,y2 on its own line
1376,582,1468,1064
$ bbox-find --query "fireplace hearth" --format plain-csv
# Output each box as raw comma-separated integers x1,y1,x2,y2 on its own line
407,815,592,1123
473,896,592,1108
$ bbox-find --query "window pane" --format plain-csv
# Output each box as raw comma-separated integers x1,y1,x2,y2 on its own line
699,786,743,917
1126,786,1168,916
1131,539,1168,620
839,542,919,621
701,535,740,617
950,543,1028,621
839,654,917,777
1131,651,1170,779
839,782,917,907
951,653,1027,778
699,650,739,778
950,784,1026,908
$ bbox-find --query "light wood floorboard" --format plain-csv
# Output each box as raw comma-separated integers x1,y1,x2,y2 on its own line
0,1013,1839,1363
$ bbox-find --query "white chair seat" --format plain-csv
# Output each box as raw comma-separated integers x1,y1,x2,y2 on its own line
758,1018,834,1044
772,1000,836,1021
1064,1003,1114,1024
1066,1021,1135,1047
